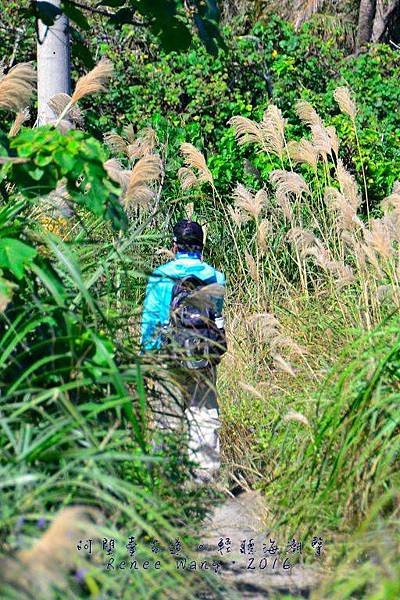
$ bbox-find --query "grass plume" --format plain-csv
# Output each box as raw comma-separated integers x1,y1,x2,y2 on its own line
179,143,213,188
8,107,30,137
54,58,113,127
0,62,36,112
125,155,162,208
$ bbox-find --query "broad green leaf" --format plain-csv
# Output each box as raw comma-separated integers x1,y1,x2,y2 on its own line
62,1,90,30
0,238,37,280
109,8,137,27
72,39,95,68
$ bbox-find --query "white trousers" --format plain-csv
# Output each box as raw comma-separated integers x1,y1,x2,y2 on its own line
152,365,221,481
186,406,220,481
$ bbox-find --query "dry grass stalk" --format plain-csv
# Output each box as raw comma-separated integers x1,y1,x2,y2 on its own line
178,166,198,190
377,285,393,302
286,227,319,253
333,86,357,120
353,241,367,271
311,124,333,158
54,58,113,127
125,155,162,207
341,230,357,250
260,105,286,158
0,156,28,164
385,212,400,244
185,201,194,220
71,57,113,104
247,312,280,329
127,127,157,159
272,353,296,376
238,381,264,399
122,123,135,143
283,409,310,426
304,242,355,283
1,506,101,598
8,107,30,137
228,205,250,227
270,170,309,220
255,189,269,207
293,233,355,287
287,139,319,169
295,100,323,128
333,264,356,288
104,131,128,155
324,187,363,232
179,143,213,188
233,182,253,206
104,126,157,160
269,334,305,355
381,192,400,214
270,170,310,198
104,158,131,191
0,62,36,112
246,312,295,349
326,125,339,156
336,159,361,210
233,184,266,218
48,93,84,125
257,219,272,253
363,219,394,260
275,193,293,221
359,242,383,275
228,115,263,147
245,251,259,281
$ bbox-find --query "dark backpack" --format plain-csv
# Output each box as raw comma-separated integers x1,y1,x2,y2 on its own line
161,275,227,369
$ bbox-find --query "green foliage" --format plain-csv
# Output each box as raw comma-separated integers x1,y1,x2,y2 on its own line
80,15,400,217
260,316,400,535
297,44,400,204
0,192,217,598
8,127,128,229
0,238,36,280
1,5,400,597
22,0,224,56
0,114,218,595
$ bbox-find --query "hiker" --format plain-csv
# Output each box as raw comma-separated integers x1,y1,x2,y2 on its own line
140,219,227,482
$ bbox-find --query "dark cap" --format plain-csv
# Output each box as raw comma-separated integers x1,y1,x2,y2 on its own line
173,220,204,248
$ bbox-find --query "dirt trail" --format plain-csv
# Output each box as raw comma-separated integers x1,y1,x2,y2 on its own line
197,490,321,599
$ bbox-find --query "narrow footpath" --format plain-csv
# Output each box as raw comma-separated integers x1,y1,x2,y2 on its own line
196,491,321,599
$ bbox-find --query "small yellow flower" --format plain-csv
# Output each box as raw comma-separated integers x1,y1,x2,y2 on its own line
272,49,278,58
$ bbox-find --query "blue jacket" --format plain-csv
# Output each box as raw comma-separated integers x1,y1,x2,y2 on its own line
140,251,225,351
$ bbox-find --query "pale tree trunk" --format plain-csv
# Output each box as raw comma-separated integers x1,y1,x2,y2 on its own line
356,0,377,50
371,0,400,41
357,0,400,49
36,0,71,125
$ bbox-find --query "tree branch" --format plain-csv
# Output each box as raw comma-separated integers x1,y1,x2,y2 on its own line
66,0,147,25
9,26,26,68
356,0,377,51
371,0,400,41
